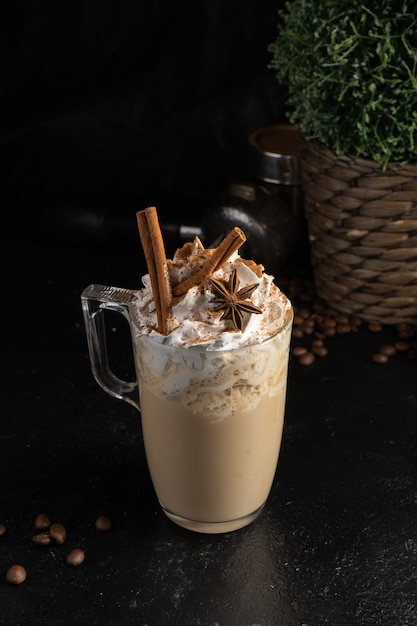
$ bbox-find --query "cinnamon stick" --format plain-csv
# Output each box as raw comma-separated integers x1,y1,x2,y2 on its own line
173,227,246,298
136,207,172,334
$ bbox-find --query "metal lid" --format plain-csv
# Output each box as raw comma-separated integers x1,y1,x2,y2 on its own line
248,124,301,185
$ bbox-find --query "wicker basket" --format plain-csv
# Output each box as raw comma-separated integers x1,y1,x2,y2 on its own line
299,135,417,325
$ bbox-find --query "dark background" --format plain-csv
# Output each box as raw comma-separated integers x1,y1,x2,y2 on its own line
2,0,287,236
2,4,417,626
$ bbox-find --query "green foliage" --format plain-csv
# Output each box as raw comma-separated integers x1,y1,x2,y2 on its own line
269,0,417,166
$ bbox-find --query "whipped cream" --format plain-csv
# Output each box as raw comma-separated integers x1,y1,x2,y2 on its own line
132,237,292,350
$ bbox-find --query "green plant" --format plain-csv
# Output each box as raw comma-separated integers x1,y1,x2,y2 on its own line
269,0,417,167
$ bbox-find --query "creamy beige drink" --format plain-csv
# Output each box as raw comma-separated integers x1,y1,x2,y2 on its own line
82,206,293,533
135,324,292,533
130,212,293,533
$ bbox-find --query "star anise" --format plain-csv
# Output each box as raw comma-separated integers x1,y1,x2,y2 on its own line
209,268,263,331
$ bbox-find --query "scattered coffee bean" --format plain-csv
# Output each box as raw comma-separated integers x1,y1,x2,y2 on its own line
323,326,336,338
311,338,323,347
397,323,416,339
95,515,112,532
406,347,417,359
323,317,337,328
335,314,349,325
66,548,85,567
394,341,410,352
50,523,67,545
368,321,383,332
301,324,314,335
379,344,397,357
34,513,51,531
312,344,328,357
336,323,351,334
0,524,6,537
6,565,27,585
299,351,315,366
32,532,52,546
285,274,417,367
292,346,307,357
372,353,389,364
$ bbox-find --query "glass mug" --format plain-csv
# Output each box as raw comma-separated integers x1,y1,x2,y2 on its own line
81,284,293,533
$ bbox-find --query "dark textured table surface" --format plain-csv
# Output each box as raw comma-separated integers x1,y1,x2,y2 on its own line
1,227,417,626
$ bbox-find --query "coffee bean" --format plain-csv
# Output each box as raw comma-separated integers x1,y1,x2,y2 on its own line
293,315,304,326
335,314,349,325
299,351,315,366
95,515,112,532
394,341,410,352
301,321,314,335
292,346,307,357
6,565,27,585
368,322,383,332
311,338,323,346
336,323,351,335
379,344,397,357
0,524,6,537
372,353,388,364
397,324,415,338
312,344,328,357
286,272,417,367
33,532,52,546
34,513,51,531
66,549,85,567
292,327,304,339
50,523,67,545
311,318,323,330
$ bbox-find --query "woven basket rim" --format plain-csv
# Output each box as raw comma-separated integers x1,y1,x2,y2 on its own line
298,132,417,175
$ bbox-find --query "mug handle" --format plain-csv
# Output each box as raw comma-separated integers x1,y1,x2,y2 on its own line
81,284,140,411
